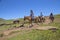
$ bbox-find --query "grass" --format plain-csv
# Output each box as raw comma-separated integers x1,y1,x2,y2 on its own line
7,29,60,40
9,31,20,35
0,25,11,31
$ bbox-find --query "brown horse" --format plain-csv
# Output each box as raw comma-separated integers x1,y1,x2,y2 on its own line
13,20,20,24
24,16,32,23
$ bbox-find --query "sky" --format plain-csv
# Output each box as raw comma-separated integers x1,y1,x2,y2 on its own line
0,0,60,19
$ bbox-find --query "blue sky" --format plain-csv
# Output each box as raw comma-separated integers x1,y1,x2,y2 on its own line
0,0,60,19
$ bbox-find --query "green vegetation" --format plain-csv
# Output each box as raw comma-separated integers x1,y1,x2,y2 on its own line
0,25,11,31
7,14,60,40
0,18,6,24
7,29,60,40
9,31,20,35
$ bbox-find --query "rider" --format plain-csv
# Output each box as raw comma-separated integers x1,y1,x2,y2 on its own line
30,10,34,21
50,13,53,17
40,12,43,17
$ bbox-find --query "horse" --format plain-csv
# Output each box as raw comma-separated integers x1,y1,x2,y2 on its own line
34,16,40,23
38,16,45,23
24,16,32,24
13,20,20,24
49,13,54,23
49,16,54,23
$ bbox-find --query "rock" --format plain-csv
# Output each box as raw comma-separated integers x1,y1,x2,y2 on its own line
48,28,59,32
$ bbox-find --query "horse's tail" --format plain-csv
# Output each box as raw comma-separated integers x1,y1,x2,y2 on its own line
53,17,54,20
24,16,26,21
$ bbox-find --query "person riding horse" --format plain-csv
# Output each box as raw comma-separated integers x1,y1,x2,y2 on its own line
24,10,34,24
49,13,54,22
38,12,45,23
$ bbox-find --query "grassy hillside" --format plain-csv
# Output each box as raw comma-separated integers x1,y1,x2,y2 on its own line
0,18,5,24
0,14,60,40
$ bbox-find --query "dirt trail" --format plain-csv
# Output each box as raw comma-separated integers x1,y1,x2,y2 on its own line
0,28,31,40
3,23,57,35
3,27,32,35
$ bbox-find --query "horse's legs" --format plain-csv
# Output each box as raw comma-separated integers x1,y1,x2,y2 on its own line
17,21,19,24
52,19,54,22
24,18,26,24
42,18,45,22
50,17,54,23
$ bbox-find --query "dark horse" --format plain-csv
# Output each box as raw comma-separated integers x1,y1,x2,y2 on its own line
13,20,20,24
38,16,45,23
49,13,54,23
